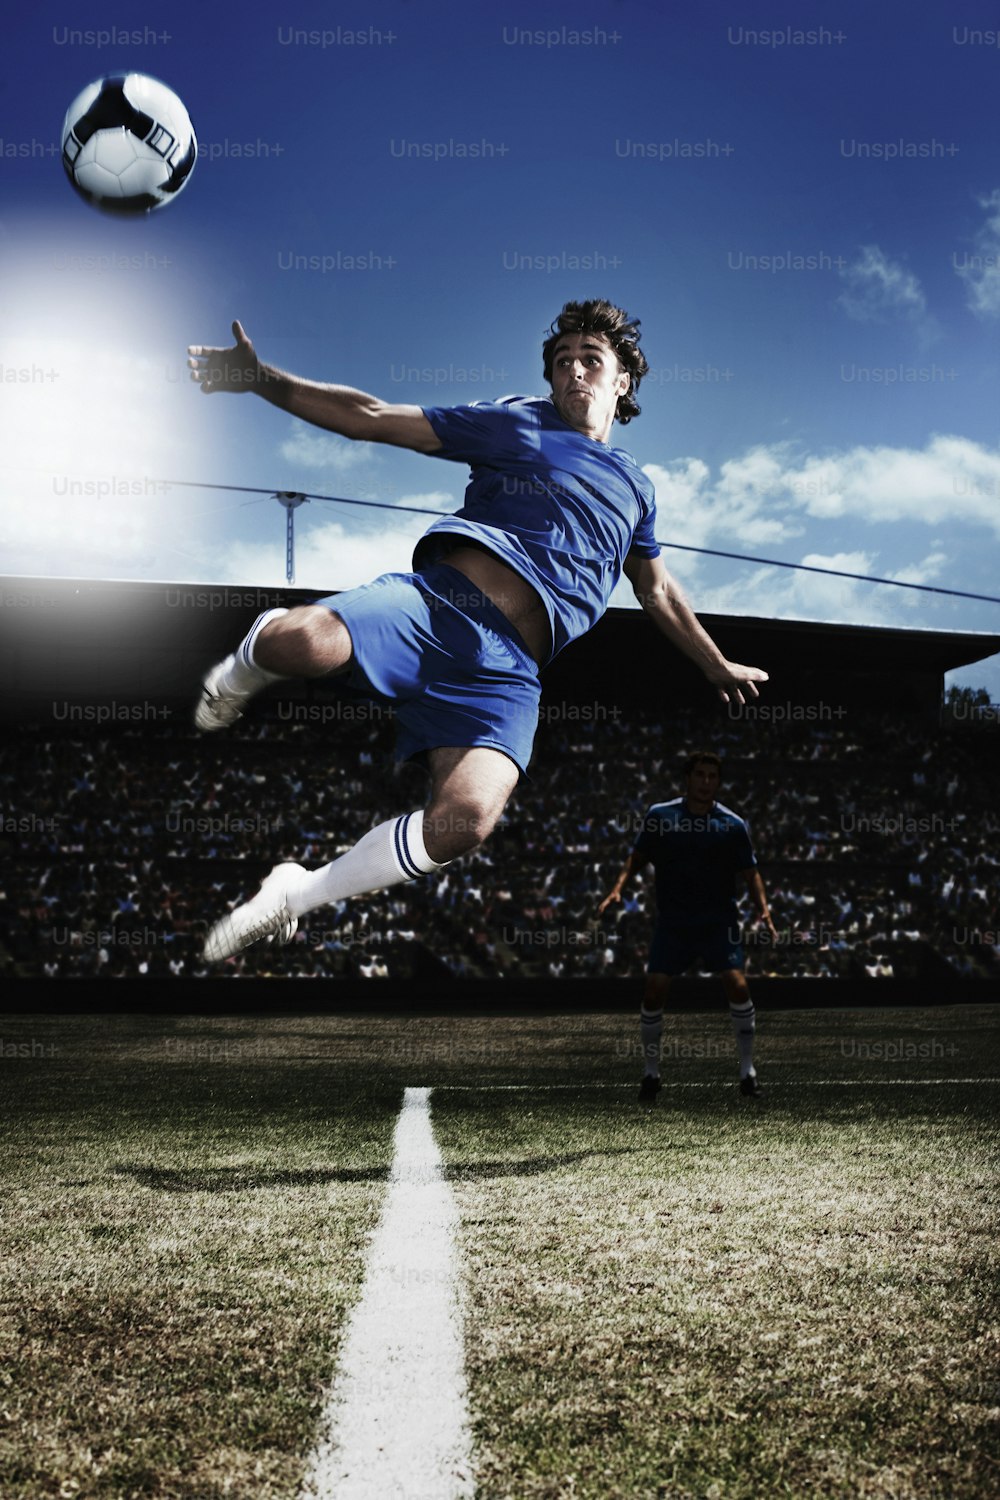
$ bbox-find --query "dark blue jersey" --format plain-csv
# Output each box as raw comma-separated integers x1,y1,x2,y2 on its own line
633,798,757,923
415,396,659,665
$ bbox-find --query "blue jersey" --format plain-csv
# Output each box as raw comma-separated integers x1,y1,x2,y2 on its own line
414,396,659,665
633,798,757,923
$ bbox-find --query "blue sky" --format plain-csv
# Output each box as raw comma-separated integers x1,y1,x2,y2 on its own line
2,0,999,694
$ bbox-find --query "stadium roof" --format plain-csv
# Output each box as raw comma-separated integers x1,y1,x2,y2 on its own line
1,575,998,721
552,605,1000,717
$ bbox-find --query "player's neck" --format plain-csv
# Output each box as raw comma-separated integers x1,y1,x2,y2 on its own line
685,796,714,815
550,398,613,445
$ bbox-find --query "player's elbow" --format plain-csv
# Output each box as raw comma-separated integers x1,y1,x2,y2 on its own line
635,579,671,618
345,395,390,443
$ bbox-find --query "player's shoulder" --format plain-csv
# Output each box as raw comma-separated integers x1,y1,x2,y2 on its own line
604,437,655,510
427,394,538,418
432,393,516,411
494,394,546,414
713,800,749,829
467,394,550,430
644,797,684,820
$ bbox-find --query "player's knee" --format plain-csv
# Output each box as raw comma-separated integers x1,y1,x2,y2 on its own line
257,606,350,676
423,797,498,862
721,968,750,1002
644,975,670,1006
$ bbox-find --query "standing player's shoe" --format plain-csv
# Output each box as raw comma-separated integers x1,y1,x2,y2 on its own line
195,657,254,733
739,1072,762,1097
638,1074,662,1104
202,863,305,962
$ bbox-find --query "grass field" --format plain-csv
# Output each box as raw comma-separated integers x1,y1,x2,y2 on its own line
0,1005,997,1499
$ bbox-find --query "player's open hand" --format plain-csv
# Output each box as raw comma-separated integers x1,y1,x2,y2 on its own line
597,890,620,916
188,320,261,393
705,661,769,706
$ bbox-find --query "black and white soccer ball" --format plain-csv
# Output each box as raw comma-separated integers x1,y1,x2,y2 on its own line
61,73,197,213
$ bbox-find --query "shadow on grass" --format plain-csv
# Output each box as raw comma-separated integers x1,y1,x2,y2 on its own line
113,1164,389,1192
446,1147,640,1182
113,1147,657,1192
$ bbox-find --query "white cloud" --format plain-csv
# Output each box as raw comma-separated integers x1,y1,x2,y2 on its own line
199,494,457,591
278,419,375,471
646,436,1000,552
687,548,953,628
631,437,1000,628
838,245,927,321
954,188,1000,319
394,489,457,515
886,550,948,588
786,435,1000,531
837,245,939,345
644,448,802,560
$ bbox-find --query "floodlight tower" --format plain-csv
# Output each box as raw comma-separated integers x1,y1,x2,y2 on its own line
274,491,308,584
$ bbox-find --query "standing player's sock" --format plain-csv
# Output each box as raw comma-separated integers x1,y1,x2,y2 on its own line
215,607,290,694
640,1006,663,1078
729,996,756,1078
286,810,449,916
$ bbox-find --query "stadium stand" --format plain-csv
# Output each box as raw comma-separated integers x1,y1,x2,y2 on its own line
1,578,997,993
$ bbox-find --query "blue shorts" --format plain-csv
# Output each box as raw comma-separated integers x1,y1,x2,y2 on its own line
313,563,541,775
648,920,745,977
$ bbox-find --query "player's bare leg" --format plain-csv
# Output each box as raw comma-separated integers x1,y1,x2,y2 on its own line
638,972,670,1103
253,606,353,677
201,743,519,963
720,967,759,1094
195,605,351,731
422,745,520,862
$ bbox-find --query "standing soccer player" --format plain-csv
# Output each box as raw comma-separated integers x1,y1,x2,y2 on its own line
599,751,777,1099
187,301,770,963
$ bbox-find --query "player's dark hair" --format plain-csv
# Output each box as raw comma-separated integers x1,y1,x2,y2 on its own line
541,299,648,423
683,750,722,777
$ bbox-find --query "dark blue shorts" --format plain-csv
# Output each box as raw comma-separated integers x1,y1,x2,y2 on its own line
648,920,745,977
313,563,541,776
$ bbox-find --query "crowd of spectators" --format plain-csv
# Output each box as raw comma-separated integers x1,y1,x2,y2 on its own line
1,694,997,983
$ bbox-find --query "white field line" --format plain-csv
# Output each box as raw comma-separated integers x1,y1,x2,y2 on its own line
299,1086,474,1500
433,1079,1000,1090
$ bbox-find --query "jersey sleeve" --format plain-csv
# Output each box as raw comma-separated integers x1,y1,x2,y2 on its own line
421,401,515,466
629,501,659,561
627,474,660,559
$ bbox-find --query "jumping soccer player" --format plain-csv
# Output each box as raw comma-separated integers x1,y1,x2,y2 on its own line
598,751,777,1099
187,301,769,963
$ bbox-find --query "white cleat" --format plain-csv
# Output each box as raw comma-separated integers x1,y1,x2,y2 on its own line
202,863,306,962
195,657,253,733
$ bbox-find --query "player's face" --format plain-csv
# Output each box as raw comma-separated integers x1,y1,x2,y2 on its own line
685,762,721,808
549,333,630,440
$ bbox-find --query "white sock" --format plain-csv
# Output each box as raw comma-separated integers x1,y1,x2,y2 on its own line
640,1006,663,1078
217,608,289,694
729,997,756,1078
287,811,447,917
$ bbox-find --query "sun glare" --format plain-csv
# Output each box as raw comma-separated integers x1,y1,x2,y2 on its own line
0,245,207,578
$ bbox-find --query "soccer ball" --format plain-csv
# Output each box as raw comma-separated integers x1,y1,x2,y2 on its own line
61,73,197,213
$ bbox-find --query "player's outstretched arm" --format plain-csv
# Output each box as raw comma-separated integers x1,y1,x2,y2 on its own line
187,320,442,453
623,552,769,706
